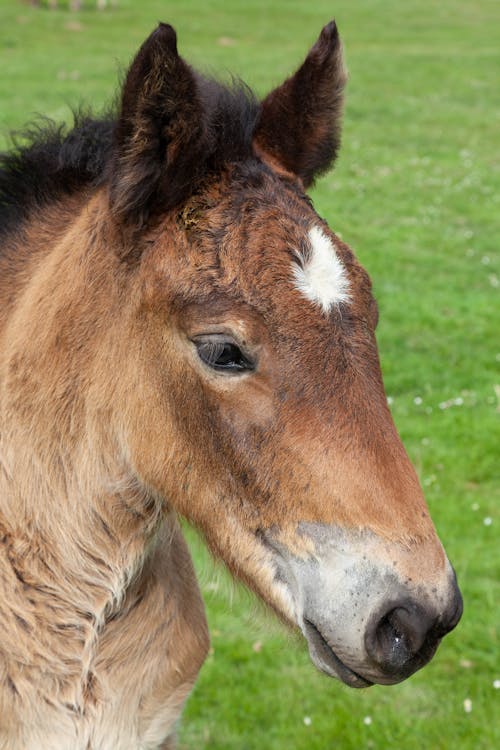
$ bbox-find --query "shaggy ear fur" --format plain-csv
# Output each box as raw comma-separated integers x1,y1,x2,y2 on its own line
254,21,347,188
109,23,205,228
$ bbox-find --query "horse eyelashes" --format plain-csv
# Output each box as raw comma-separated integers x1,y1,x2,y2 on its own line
199,341,226,365
194,339,254,373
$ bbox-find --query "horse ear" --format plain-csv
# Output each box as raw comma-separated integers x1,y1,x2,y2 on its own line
109,24,205,228
254,21,347,188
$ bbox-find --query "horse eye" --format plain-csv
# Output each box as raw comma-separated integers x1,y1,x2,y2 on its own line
194,337,255,374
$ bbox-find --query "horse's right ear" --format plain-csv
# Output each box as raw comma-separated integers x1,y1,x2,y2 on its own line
109,24,205,229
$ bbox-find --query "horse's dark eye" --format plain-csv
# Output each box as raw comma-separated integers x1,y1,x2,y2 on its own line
194,337,255,374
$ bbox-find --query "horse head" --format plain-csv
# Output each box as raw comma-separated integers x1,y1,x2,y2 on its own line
106,22,462,688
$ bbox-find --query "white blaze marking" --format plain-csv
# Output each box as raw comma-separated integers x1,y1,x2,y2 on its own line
293,225,351,313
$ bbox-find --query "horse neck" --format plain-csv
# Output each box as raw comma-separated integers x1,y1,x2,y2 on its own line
1,451,160,594
0,194,165,618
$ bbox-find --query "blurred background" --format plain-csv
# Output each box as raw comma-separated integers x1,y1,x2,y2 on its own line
1,1,498,748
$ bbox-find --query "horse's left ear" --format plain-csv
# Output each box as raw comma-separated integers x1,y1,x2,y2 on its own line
109,23,205,229
254,21,347,188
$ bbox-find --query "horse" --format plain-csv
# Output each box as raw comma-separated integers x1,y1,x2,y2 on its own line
0,21,462,750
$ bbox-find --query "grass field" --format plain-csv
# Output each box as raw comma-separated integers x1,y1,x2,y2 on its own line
1,1,499,748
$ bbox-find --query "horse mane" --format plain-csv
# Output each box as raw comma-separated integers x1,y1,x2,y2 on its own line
0,114,115,243
0,76,259,243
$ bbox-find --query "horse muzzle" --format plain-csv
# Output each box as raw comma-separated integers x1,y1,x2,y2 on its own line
301,576,462,687
264,524,463,687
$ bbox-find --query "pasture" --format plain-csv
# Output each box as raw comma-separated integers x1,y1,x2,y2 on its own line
0,0,498,748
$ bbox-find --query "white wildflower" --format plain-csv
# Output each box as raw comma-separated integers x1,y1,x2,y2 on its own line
439,396,464,410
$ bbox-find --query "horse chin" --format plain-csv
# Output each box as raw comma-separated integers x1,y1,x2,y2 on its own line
302,618,373,689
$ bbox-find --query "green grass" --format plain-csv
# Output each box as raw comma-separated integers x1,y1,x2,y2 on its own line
1,1,499,748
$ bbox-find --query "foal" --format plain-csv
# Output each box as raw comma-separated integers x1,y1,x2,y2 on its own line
0,22,461,750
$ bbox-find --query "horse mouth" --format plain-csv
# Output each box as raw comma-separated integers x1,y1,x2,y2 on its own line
303,618,373,688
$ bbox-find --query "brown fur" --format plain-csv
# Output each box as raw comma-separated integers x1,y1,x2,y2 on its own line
0,22,459,749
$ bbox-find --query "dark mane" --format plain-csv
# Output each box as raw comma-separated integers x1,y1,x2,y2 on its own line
0,77,259,241
0,114,115,242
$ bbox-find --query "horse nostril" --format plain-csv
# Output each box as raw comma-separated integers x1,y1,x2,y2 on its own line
365,602,435,675
365,580,463,679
